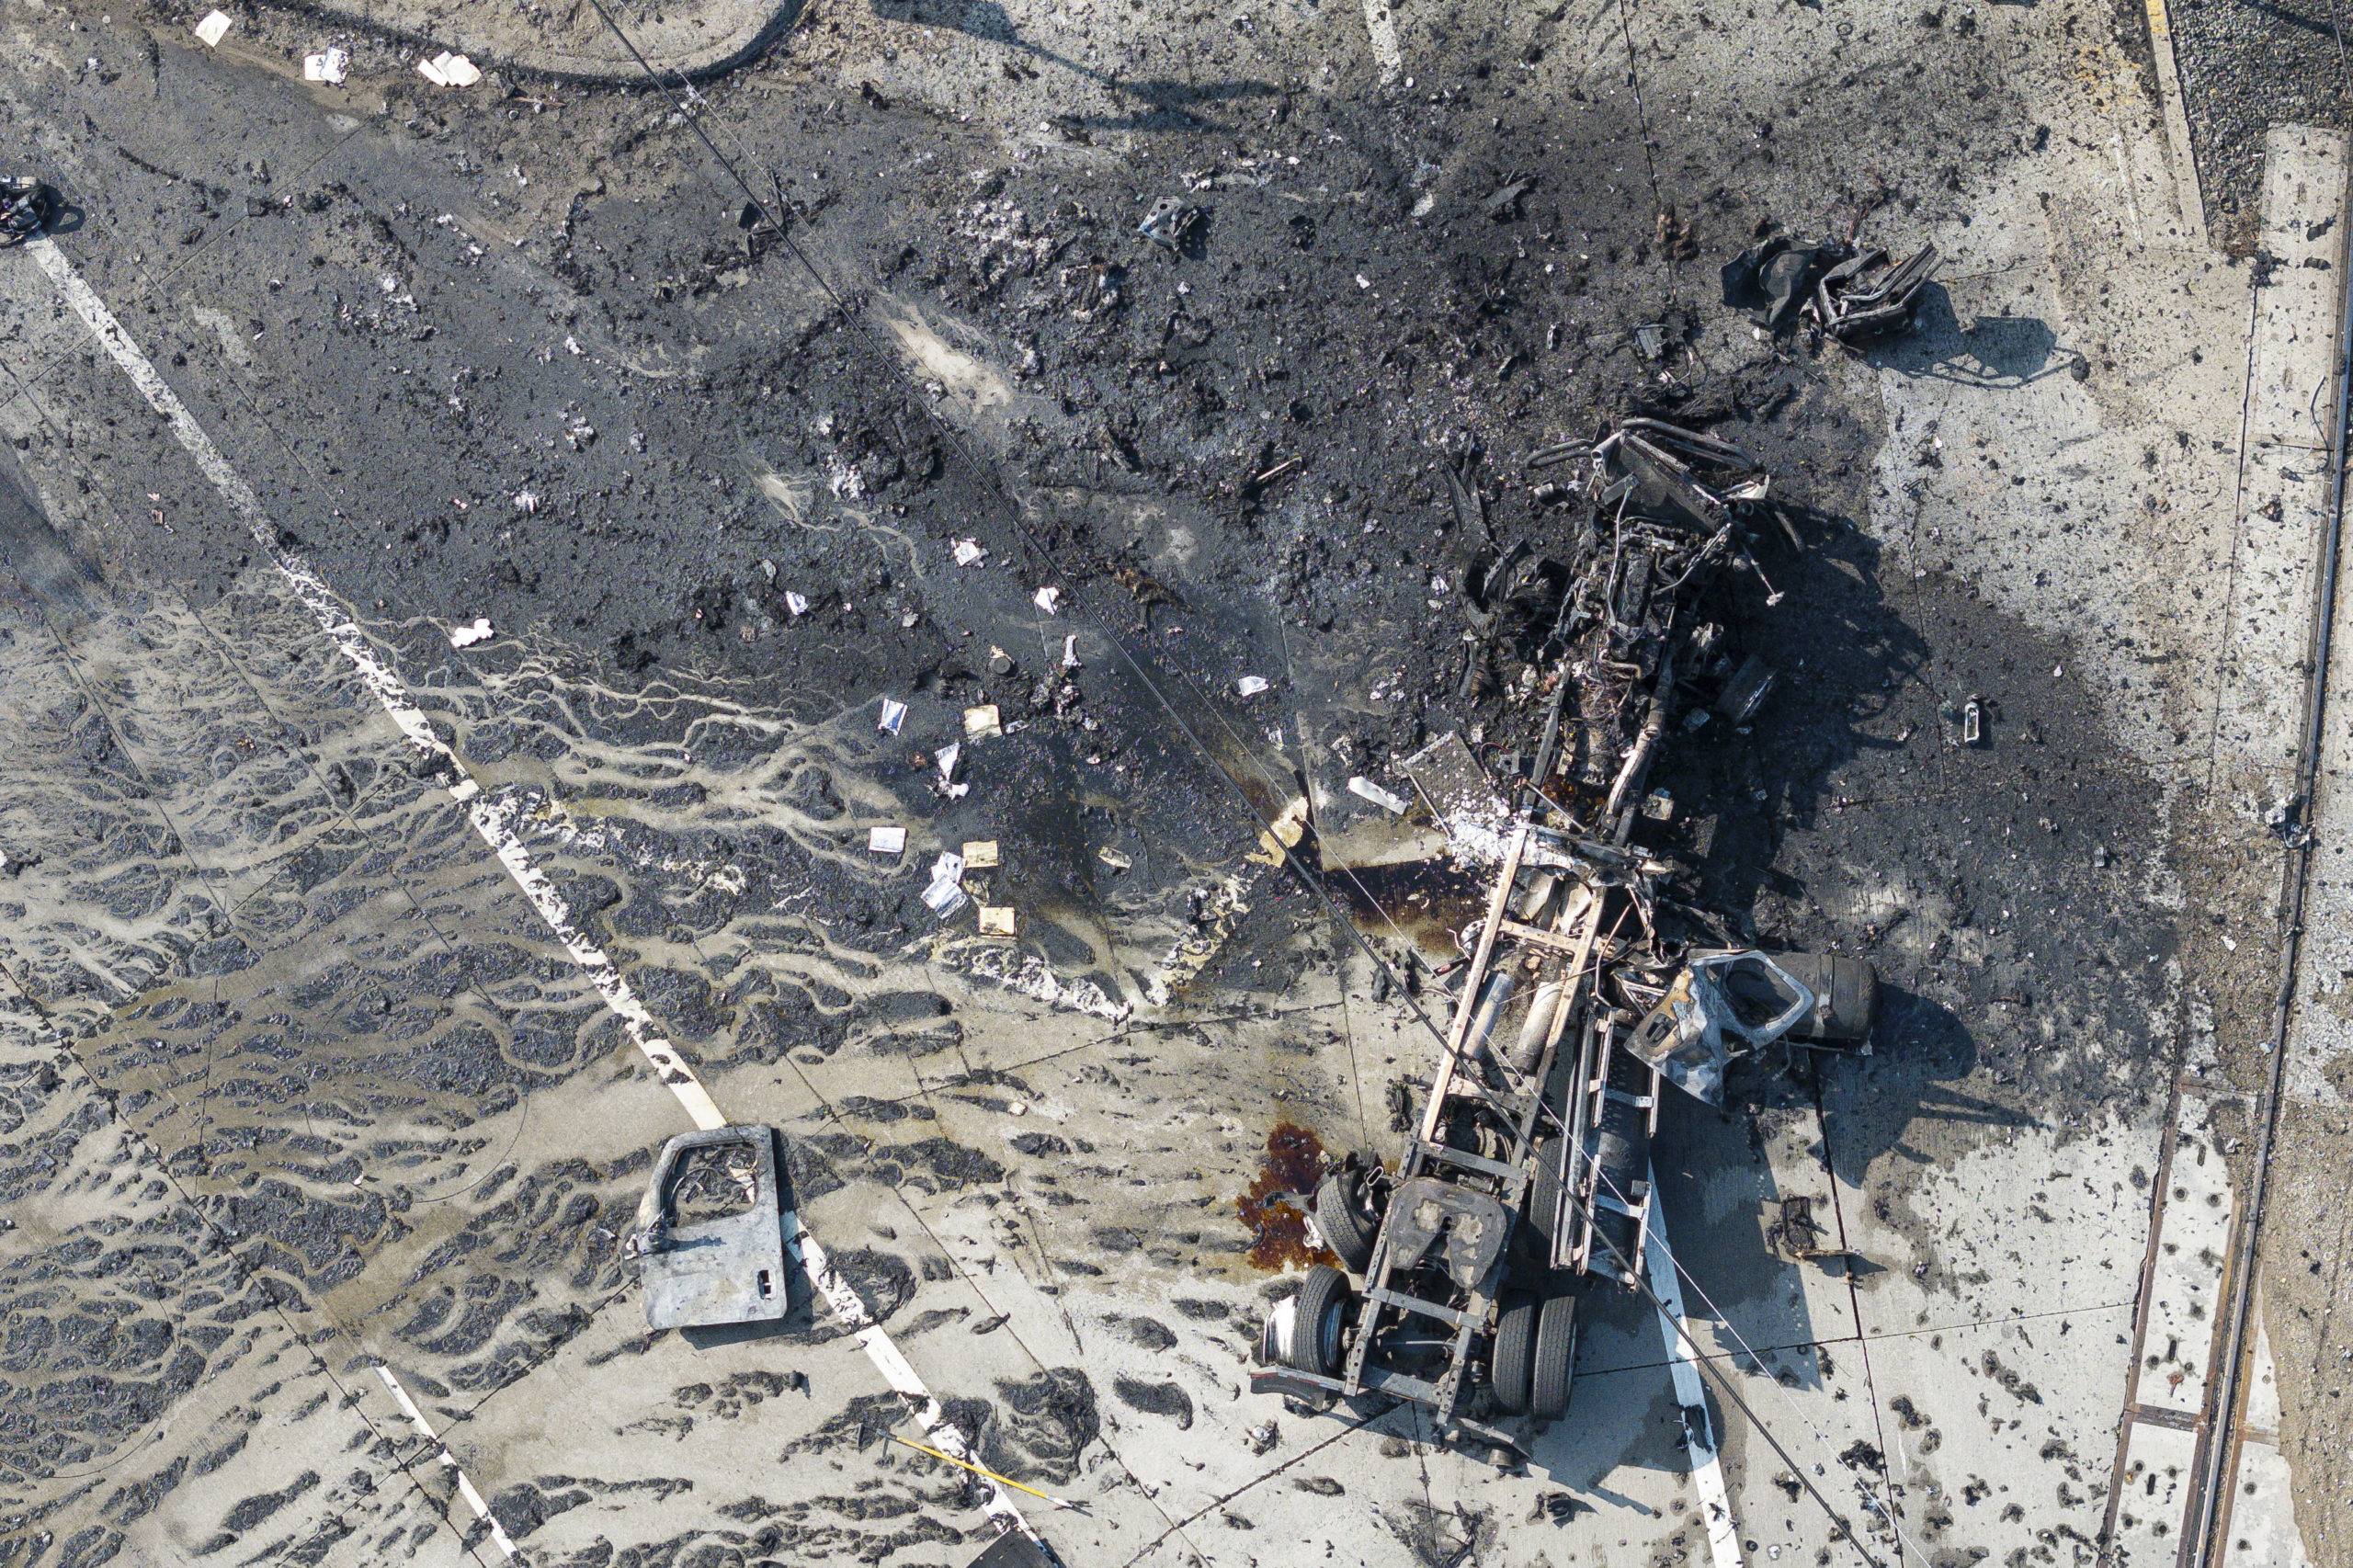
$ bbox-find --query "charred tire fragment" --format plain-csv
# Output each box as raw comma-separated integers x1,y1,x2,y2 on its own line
1314,1169,1377,1273
1530,1294,1577,1420
1489,1293,1538,1415
1284,1265,1350,1376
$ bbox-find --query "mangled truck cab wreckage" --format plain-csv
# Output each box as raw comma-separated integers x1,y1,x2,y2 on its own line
1250,418,1878,1460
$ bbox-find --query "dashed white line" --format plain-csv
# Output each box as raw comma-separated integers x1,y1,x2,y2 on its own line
376,1366,523,1562
1645,1161,1744,1568
26,234,727,1135
786,1212,1035,1539
28,234,1043,1551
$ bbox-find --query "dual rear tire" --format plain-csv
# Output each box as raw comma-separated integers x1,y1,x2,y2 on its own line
1490,1291,1576,1419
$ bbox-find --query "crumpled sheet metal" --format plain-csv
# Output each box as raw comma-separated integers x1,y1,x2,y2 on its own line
1595,418,1768,531
1722,235,1939,341
1813,243,1939,341
1624,951,1816,1105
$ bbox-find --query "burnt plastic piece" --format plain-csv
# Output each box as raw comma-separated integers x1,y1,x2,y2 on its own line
0,177,54,246
1722,236,1851,331
634,1125,790,1330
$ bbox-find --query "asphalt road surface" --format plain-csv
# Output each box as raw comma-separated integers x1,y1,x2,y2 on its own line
0,0,2345,1564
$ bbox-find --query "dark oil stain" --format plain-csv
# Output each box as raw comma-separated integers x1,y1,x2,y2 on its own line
1236,1122,1339,1271
1326,858,1489,958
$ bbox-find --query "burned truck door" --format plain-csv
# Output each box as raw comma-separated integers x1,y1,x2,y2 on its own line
635,1125,790,1330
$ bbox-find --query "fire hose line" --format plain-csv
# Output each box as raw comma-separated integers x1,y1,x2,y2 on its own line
2184,176,2353,1568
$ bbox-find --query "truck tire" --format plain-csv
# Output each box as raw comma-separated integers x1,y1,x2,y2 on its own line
1489,1293,1538,1415
1530,1294,1577,1420
1772,953,1879,1045
1284,1265,1349,1377
1314,1170,1377,1273
1525,1137,1562,1250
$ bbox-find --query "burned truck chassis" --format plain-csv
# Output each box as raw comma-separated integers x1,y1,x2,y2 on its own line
1251,416,1880,1459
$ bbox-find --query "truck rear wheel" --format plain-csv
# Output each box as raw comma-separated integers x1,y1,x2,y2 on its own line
1525,1137,1562,1250
1530,1294,1577,1420
1314,1169,1377,1273
1489,1293,1537,1415
1284,1265,1350,1377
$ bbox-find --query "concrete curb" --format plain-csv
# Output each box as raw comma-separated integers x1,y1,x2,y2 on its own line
253,0,802,85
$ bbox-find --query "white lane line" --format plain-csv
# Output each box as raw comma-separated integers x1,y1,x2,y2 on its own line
785,1210,1035,1540
375,1366,523,1562
24,234,726,1136
30,235,1043,1551
1363,0,1403,85
1645,1161,1744,1568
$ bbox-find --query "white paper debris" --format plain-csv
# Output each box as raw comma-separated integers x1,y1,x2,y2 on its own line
922,852,968,915
878,697,908,734
416,51,482,87
1347,776,1409,814
302,46,349,83
977,906,1017,937
964,704,1002,739
784,591,810,617
936,741,961,782
962,839,1000,869
868,825,907,855
193,10,232,46
1062,634,1081,669
1236,675,1270,697
952,538,987,566
449,617,493,648
1033,585,1061,615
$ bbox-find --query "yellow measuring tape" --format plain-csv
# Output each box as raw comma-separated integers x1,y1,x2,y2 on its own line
888,1434,1085,1511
